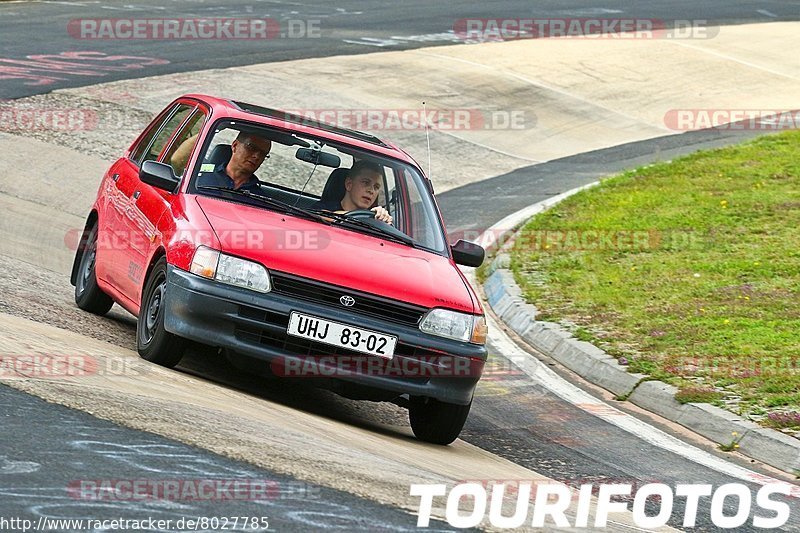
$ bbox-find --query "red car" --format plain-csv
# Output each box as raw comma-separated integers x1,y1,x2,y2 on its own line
71,94,487,444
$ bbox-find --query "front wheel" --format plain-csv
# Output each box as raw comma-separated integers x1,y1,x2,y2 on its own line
74,223,114,315
409,397,472,445
137,257,186,368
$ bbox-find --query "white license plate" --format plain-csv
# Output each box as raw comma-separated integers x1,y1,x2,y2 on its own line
287,312,396,359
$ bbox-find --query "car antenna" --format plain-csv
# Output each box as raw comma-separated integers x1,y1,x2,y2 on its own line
423,101,432,181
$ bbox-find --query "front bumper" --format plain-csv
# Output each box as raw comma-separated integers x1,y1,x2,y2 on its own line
163,266,487,405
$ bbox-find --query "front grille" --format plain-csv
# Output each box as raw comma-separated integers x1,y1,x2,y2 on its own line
269,272,427,327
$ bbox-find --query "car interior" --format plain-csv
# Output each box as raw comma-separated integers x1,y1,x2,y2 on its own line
188,122,446,253
196,125,388,212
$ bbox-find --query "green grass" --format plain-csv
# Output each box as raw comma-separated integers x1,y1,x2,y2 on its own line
675,386,724,405
509,130,800,421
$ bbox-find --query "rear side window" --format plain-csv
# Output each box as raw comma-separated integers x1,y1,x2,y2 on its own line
162,110,206,177
130,103,194,166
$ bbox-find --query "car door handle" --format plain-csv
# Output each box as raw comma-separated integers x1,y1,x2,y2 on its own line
133,191,141,199
112,173,119,182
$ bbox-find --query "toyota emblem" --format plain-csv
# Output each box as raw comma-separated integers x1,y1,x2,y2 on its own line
339,295,356,307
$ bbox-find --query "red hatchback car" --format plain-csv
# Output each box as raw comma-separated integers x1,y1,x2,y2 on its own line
71,94,487,444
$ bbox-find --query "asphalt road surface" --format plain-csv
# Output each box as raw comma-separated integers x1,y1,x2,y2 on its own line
0,385,460,533
1,0,799,98
0,1,798,531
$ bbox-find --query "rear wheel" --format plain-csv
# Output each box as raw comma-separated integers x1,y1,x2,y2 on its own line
409,396,472,445
74,223,114,315
137,257,186,368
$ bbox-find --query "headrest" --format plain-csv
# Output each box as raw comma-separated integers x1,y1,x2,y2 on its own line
320,167,349,203
206,144,232,167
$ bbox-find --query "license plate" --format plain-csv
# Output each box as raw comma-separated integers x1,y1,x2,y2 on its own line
287,312,396,359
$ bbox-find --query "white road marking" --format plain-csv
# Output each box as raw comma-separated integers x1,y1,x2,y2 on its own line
486,313,800,497
757,9,778,18
342,32,461,48
668,38,799,81
334,8,363,15
38,1,91,5
390,32,461,43
342,37,401,47
99,3,166,10
432,133,544,163
557,8,624,15
0,457,41,475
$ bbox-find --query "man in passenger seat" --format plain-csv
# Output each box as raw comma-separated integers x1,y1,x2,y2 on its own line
312,160,393,224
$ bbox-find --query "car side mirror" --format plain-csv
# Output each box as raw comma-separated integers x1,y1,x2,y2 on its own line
451,239,485,267
140,160,180,193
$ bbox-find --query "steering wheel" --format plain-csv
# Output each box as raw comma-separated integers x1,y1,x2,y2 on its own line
345,209,376,219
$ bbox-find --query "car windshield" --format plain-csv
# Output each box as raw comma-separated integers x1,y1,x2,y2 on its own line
189,120,447,253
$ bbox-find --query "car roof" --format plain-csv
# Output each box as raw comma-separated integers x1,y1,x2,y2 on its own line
182,94,422,169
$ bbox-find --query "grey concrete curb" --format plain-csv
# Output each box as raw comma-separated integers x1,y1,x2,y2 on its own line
484,258,800,476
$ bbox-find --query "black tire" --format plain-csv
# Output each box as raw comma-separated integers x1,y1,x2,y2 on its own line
74,223,114,315
409,396,472,445
137,257,186,368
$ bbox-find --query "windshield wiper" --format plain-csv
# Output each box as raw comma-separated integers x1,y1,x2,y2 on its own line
197,186,330,225
309,209,417,247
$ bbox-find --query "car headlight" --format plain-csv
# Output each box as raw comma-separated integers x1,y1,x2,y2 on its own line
190,246,271,293
420,309,487,344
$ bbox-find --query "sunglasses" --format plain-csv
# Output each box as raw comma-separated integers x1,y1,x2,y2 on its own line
239,140,270,159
